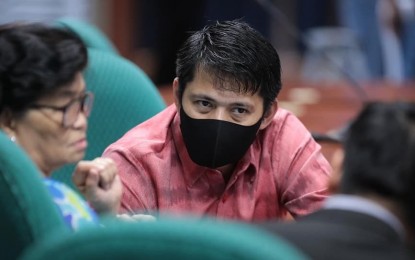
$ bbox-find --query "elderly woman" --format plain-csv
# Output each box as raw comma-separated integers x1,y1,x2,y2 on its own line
0,23,122,229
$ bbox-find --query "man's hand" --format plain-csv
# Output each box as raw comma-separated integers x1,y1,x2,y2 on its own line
72,157,122,214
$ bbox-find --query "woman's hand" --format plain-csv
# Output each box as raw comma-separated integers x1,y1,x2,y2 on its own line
72,157,122,214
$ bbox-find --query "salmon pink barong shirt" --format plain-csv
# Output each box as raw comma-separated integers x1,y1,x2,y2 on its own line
103,105,331,221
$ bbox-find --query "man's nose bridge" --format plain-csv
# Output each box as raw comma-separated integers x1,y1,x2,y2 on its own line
212,107,227,121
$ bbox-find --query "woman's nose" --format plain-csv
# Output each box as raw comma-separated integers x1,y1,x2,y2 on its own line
72,111,88,129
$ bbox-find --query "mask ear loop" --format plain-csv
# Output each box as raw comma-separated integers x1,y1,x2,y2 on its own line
10,135,16,142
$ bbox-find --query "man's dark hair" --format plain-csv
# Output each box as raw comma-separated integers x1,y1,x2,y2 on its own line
341,102,415,226
175,20,281,113
0,23,88,115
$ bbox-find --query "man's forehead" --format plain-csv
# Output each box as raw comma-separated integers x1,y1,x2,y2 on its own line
194,68,257,96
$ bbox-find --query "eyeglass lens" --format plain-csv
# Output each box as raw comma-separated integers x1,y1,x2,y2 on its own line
63,93,94,127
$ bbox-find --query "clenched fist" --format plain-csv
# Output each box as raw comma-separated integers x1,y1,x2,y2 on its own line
72,157,122,214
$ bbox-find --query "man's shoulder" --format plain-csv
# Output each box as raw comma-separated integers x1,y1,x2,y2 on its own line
260,208,403,243
104,105,178,155
258,209,409,260
260,107,310,142
269,107,304,129
134,104,177,130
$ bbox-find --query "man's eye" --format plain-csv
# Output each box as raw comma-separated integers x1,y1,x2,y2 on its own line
197,100,211,107
233,107,248,114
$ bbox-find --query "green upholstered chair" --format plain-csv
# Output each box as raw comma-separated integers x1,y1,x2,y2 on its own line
21,216,307,260
52,48,166,189
55,17,119,54
0,131,68,260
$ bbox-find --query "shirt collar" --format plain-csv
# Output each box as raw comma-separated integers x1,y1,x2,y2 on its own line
324,194,406,241
171,107,258,187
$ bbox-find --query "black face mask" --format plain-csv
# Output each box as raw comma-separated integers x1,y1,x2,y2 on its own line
179,107,262,168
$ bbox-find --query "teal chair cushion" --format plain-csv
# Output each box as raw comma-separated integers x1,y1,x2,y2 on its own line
21,216,308,260
52,48,166,189
55,17,118,54
0,131,68,260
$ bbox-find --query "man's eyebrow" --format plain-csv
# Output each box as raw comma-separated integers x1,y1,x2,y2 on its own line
189,94,216,101
190,93,255,109
232,102,253,108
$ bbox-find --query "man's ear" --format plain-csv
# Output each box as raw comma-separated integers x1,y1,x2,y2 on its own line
259,100,278,130
173,77,181,110
328,148,344,194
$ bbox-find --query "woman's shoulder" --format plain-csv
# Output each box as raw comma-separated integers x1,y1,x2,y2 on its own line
43,178,99,230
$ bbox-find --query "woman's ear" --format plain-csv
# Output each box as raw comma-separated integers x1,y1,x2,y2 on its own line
0,109,17,136
259,100,278,130
173,77,181,110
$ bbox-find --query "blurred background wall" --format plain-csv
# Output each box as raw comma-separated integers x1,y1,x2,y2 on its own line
3,0,415,87
2,0,415,162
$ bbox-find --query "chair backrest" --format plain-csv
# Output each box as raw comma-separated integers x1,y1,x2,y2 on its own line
0,131,68,260
52,48,166,188
54,17,118,54
21,216,308,260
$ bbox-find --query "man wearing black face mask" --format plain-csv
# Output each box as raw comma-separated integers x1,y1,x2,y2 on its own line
102,20,331,221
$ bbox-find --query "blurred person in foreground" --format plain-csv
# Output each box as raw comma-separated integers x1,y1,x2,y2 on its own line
102,20,331,221
259,102,415,259
0,23,122,230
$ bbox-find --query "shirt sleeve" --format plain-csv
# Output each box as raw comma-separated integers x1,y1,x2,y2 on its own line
103,147,156,215
273,113,332,218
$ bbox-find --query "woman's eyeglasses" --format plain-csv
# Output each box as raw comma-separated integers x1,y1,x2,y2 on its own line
29,91,94,128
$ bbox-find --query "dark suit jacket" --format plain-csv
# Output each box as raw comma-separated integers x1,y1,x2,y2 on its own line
259,209,414,260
